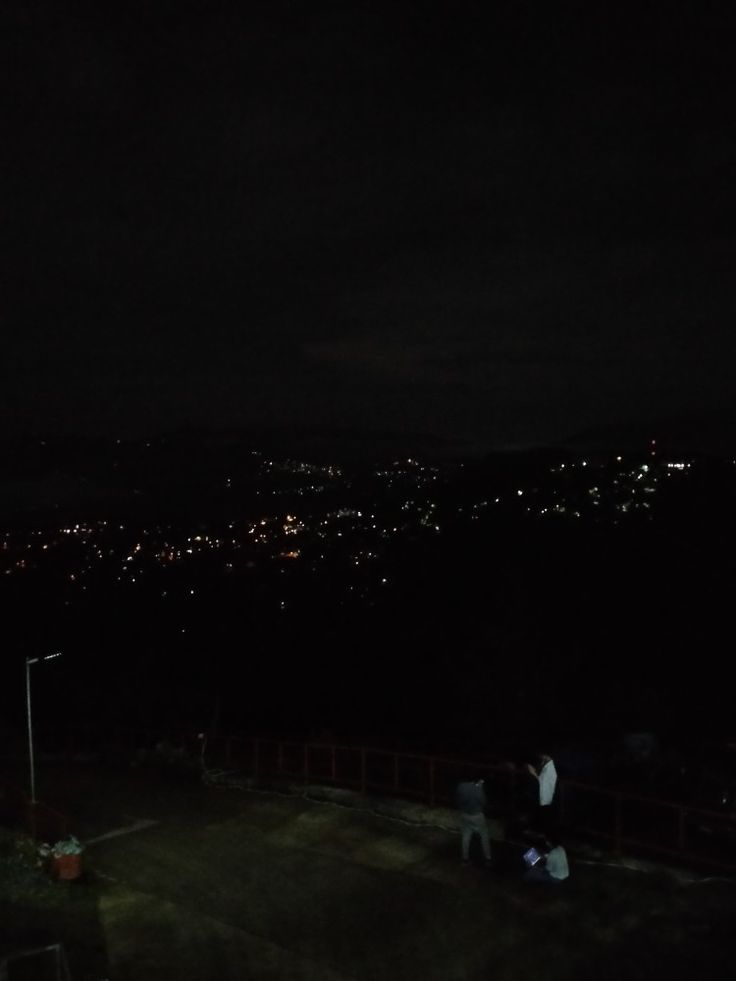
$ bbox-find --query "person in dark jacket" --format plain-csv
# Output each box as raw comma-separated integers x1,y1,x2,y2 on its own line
456,776,492,865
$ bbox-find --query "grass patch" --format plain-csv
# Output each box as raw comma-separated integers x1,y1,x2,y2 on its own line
0,826,109,980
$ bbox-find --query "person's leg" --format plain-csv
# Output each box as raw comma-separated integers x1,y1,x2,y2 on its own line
478,816,492,861
461,813,491,862
535,803,551,836
461,815,473,861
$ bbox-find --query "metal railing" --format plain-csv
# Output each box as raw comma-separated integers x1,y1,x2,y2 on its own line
33,726,736,874
0,943,71,981
207,734,736,873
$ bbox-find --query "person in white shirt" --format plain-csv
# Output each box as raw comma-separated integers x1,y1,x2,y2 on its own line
524,836,569,883
526,753,558,834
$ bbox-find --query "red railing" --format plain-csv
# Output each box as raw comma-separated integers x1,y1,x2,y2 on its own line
209,735,736,873
34,727,736,874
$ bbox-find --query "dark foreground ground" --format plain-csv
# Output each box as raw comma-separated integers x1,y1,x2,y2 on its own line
2,763,736,980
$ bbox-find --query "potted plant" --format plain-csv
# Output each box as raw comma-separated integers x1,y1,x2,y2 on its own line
39,836,84,880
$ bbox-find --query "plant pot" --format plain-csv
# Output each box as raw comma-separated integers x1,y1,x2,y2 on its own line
52,853,83,881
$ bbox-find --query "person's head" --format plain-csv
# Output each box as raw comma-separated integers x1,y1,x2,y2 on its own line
473,776,485,787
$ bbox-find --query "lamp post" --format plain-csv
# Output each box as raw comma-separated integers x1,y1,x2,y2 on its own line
25,652,63,804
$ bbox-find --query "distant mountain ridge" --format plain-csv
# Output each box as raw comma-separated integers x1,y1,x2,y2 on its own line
562,411,736,457
0,425,474,471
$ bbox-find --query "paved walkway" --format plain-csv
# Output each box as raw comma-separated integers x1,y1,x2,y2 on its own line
31,765,736,981
88,792,558,980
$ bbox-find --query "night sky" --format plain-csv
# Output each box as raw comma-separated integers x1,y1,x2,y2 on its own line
4,2,735,453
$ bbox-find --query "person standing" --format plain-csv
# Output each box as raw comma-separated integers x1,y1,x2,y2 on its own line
456,776,492,866
526,753,558,835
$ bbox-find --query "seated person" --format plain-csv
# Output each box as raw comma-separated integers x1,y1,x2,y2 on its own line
523,836,569,883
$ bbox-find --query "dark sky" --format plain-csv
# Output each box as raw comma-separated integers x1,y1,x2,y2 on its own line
3,1,735,453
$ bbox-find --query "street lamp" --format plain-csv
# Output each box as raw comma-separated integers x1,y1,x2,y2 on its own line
25,652,63,804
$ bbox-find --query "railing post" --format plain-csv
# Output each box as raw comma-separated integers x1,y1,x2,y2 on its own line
360,748,366,795
429,758,436,807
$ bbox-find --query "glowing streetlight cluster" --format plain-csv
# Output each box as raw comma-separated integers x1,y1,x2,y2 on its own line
0,448,706,610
